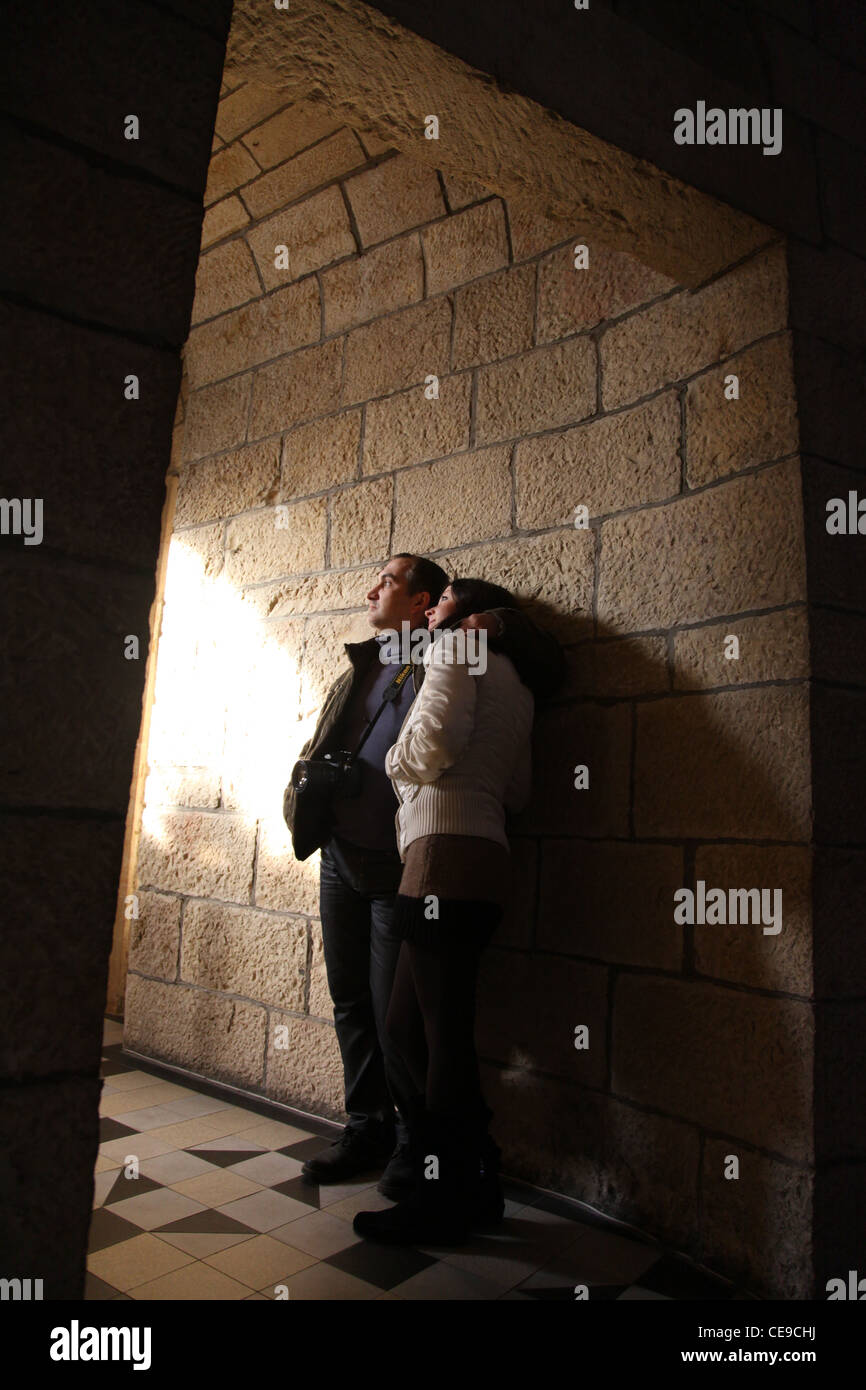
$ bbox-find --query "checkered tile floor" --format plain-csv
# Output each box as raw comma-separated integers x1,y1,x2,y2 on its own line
89,1020,754,1300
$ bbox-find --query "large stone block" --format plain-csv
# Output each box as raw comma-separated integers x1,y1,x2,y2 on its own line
266,1013,345,1118
344,154,444,246
813,848,866,999
792,337,866,473
439,530,594,642
515,392,680,529
308,921,333,1022
601,244,788,409
127,891,182,982
329,476,393,567
190,238,262,324
300,614,368,718
363,374,472,474
342,299,452,404
514,702,632,838
143,766,221,810
246,186,356,290
243,128,367,221
685,333,799,488
452,263,535,370
700,1139,813,1299
422,199,509,295
249,338,343,436
224,499,327,584
0,815,120,1079
322,234,424,334
185,278,320,387
137,809,256,903
240,568,368,619
538,839,683,969
507,203,574,262
598,459,806,633
612,976,813,1160
176,439,281,526
476,948,608,1087
124,975,266,1090
693,845,812,995
560,636,669,701
0,561,157,811
255,817,321,916
537,242,673,341
182,374,253,461
673,608,809,690
392,447,512,553
165,520,224,584
181,900,306,1011
201,195,250,250
441,172,491,211
282,410,362,499
204,141,260,206
238,100,342,168
634,686,811,840
215,84,294,145
475,337,596,443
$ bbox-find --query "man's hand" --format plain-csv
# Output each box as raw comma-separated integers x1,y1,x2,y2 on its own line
459,613,504,636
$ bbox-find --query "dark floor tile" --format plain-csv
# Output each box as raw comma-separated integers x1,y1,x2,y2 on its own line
87,1207,143,1253
186,1147,266,1168
84,1272,122,1300
270,1177,322,1208
280,1136,337,1161
325,1240,437,1290
104,1171,163,1205
155,1210,259,1236
636,1254,736,1300
99,1117,139,1142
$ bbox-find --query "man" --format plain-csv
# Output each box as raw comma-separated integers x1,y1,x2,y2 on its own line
283,552,564,1200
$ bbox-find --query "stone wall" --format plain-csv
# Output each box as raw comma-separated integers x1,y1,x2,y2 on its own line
124,75,812,1296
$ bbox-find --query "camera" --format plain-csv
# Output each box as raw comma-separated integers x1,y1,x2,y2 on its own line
291,749,362,799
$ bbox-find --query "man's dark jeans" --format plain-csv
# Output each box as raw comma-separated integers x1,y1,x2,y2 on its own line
319,837,416,1147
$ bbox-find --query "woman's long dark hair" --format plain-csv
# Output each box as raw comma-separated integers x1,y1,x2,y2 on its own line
435,576,517,629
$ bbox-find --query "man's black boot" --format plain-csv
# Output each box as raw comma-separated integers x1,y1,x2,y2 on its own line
301,1124,395,1184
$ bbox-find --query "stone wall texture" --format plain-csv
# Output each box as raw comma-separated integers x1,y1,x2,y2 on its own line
125,68,816,1297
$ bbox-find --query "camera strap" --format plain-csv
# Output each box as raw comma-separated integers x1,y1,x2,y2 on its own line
351,661,414,760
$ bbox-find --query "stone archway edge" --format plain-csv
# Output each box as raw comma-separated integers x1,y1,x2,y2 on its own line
225,0,775,287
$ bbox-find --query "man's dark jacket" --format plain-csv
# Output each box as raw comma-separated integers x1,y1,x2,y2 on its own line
283,607,564,860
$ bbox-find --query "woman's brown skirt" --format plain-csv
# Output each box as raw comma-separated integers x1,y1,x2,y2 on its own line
393,833,511,949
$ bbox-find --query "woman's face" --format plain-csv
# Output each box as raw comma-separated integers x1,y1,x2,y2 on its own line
425,584,459,630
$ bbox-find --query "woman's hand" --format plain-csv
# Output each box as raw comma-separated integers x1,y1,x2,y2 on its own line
459,612,504,637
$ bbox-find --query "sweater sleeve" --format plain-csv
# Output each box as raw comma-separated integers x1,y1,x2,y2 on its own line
385,632,476,785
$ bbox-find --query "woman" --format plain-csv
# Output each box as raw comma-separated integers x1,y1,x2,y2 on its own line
352,578,534,1246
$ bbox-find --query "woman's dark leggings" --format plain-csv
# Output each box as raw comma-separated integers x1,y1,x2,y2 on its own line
385,934,485,1121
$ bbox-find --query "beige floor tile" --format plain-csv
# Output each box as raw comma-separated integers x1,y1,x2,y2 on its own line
87,1233,194,1292
216,1190,314,1232
227,1152,304,1185
102,1020,124,1045
322,1186,393,1220
222,1118,316,1148
99,1083,192,1115
260,1263,380,1300
92,1171,118,1208
95,1154,124,1173
269,1210,362,1258
128,1262,252,1300
106,1188,209,1231
196,1111,275,1140
102,1070,167,1094
138,1151,219,1185
245,1292,268,1300
204,1234,318,1289
136,1117,235,1148
100,1133,180,1162
158,1232,260,1260
170,1170,263,1206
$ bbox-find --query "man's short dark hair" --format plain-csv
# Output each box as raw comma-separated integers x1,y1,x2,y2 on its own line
391,553,449,608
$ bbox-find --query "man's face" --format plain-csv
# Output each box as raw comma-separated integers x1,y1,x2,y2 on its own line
366,558,430,631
